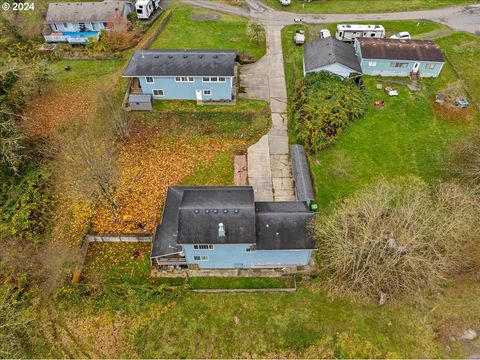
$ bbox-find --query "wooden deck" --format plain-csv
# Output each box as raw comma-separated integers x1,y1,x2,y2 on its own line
234,153,248,186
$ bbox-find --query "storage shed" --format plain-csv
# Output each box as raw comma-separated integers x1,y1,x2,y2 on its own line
128,94,153,111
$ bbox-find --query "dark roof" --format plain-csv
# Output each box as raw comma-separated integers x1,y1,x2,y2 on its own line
356,38,445,62
151,187,316,258
45,1,131,23
151,187,185,258
123,50,236,77
291,145,315,203
178,188,256,244
255,202,316,250
304,37,361,73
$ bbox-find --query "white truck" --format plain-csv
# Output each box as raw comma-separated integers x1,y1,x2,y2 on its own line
135,0,161,19
335,24,385,42
294,30,305,45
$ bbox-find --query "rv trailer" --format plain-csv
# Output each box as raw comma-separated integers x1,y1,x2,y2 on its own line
335,24,385,42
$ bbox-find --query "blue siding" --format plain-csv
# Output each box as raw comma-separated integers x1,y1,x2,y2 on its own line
359,59,443,77
138,76,234,100
183,243,312,269
354,38,443,77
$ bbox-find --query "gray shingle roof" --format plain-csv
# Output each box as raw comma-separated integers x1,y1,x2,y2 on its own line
357,38,445,62
123,50,236,77
178,187,256,244
304,37,362,73
45,1,132,23
151,186,316,258
255,202,316,250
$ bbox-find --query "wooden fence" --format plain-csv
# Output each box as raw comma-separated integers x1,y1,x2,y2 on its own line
85,234,152,243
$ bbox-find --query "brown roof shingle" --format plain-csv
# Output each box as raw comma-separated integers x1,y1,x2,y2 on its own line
357,38,445,62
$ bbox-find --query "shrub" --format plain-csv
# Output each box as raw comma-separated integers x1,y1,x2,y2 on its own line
312,177,480,299
292,71,367,153
448,131,480,184
0,166,53,243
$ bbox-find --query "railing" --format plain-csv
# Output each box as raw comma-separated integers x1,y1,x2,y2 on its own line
44,34,67,42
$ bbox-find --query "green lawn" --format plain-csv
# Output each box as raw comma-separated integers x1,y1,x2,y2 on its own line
188,276,294,289
262,0,477,13
282,24,479,208
436,32,480,106
149,3,266,60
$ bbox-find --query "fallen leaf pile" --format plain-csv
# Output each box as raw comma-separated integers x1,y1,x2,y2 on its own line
92,126,241,234
22,85,97,141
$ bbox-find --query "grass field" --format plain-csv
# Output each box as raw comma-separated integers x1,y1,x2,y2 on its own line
261,0,477,13
149,4,266,60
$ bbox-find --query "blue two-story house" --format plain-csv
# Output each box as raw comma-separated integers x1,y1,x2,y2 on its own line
151,186,316,270
43,1,133,44
354,38,445,78
123,50,236,107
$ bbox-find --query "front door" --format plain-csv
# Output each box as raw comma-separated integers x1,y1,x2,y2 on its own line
195,89,202,102
412,62,420,73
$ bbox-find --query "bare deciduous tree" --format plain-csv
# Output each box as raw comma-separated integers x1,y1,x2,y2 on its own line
99,90,131,141
246,20,265,45
312,177,480,299
449,131,480,184
61,127,118,212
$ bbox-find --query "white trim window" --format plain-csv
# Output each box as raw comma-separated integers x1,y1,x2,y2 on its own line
193,255,209,261
202,76,227,83
203,89,212,96
368,60,377,67
145,76,154,84
153,89,164,97
426,63,436,70
193,244,214,250
175,76,194,82
390,62,408,68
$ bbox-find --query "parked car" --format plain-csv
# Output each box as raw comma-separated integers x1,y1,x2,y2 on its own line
390,31,411,40
319,29,331,39
294,30,305,45
280,0,291,5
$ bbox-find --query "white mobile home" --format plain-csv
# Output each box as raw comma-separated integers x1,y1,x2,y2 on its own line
135,0,160,19
335,24,385,42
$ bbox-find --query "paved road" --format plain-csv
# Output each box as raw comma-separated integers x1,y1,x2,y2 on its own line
182,0,480,34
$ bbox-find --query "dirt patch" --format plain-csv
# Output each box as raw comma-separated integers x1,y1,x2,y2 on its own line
190,13,220,21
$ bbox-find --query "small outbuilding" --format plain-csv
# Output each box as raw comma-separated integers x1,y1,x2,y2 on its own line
128,94,153,111
303,37,362,78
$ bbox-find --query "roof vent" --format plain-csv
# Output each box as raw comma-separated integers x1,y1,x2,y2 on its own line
234,209,239,214
213,209,218,214
194,209,200,214
223,209,229,214
218,223,225,238
205,209,210,214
